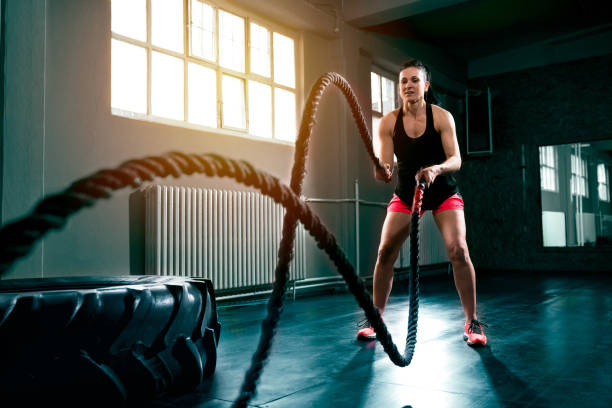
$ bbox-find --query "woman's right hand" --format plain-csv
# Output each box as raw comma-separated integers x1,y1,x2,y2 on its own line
375,161,392,183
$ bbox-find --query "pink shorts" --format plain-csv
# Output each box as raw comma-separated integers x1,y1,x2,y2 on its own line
387,193,464,215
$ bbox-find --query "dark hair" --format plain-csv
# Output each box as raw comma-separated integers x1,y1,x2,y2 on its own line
401,59,431,82
400,59,436,103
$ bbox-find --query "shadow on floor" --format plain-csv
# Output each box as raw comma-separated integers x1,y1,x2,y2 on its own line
475,346,545,407
315,341,377,408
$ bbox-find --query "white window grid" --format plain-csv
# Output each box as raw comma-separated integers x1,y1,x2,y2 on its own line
598,163,610,202
539,145,558,192
570,154,589,198
371,69,398,161
110,0,299,143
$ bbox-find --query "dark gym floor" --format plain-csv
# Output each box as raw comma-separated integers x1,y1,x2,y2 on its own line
153,270,612,408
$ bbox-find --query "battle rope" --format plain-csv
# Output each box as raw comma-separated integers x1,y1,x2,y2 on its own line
233,72,424,407
406,180,426,361
0,73,425,407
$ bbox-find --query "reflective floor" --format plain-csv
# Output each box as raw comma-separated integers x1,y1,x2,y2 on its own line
153,270,612,408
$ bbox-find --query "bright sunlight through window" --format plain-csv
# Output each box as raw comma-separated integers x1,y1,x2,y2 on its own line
151,52,184,121
110,0,298,143
371,71,398,160
111,39,146,114
191,1,215,61
219,10,245,72
151,0,184,53
222,75,246,129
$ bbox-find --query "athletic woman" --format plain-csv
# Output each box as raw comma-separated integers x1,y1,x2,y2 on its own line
357,59,487,346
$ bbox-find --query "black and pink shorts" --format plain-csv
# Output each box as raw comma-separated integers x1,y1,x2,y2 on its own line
387,193,464,216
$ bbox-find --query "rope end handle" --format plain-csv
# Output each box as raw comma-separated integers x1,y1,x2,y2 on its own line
411,179,426,214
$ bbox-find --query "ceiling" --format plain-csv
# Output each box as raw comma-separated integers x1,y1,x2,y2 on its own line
343,0,612,61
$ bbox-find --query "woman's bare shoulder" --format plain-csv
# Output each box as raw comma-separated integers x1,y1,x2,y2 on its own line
431,104,452,118
376,108,400,138
431,104,454,129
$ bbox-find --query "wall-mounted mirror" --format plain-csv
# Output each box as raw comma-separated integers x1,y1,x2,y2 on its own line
539,140,612,247
465,87,492,156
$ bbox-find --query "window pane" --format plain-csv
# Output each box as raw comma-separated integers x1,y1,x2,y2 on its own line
547,146,554,166
274,88,296,141
381,76,395,115
372,115,381,157
111,39,147,114
111,0,146,41
248,81,272,138
273,32,295,88
222,75,246,129
219,10,245,72
539,146,558,192
188,63,217,127
152,0,184,53
250,23,270,77
152,51,184,120
599,164,609,201
191,0,215,61
371,72,381,112
599,164,610,201
599,184,609,201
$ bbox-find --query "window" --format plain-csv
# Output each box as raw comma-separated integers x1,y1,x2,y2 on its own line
539,146,558,192
539,141,612,248
570,153,588,198
110,0,298,143
598,163,610,202
371,71,398,159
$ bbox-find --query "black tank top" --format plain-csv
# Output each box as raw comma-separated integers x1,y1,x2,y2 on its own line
393,103,458,210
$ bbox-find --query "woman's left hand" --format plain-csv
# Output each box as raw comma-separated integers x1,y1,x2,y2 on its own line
416,166,440,188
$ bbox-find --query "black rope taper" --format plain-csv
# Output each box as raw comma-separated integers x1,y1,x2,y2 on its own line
0,73,425,407
405,180,426,360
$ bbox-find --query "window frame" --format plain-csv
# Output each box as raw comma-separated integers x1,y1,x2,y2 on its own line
539,145,559,193
598,163,610,202
110,0,301,145
570,153,589,198
370,66,399,161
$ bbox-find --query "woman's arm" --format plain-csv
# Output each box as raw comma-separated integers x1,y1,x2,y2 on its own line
374,112,396,183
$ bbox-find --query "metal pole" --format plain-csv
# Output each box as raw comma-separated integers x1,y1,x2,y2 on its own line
521,144,527,233
521,144,526,211
355,179,360,276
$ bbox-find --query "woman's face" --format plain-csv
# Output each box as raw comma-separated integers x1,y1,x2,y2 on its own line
399,67,429,105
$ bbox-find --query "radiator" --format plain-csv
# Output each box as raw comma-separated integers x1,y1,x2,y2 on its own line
142,185,307,291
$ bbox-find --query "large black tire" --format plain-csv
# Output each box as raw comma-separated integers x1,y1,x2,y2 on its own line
0,276,221,407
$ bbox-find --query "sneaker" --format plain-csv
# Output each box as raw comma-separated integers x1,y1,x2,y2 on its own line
463,319,488,346
356,318,377,341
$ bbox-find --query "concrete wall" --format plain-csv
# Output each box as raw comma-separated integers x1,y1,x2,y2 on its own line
463,54,612,273
1,0,467,280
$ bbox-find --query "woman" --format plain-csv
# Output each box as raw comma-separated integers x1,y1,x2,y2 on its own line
357,59,487,346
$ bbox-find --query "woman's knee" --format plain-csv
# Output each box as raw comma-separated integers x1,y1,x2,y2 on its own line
448,242,470,265
377,243,399,266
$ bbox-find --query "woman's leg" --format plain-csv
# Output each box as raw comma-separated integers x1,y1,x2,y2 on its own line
433,209,477,323
372,211,412,314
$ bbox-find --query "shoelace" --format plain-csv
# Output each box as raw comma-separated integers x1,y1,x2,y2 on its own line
357,317,384,328
468,319,488,335
357,318,371,328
